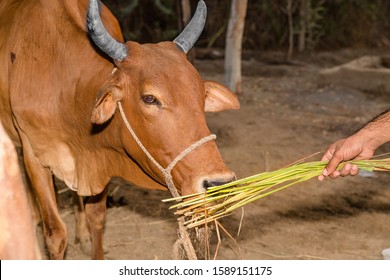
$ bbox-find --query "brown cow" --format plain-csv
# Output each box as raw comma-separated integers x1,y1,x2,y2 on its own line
0,0,239,259
0,121,40,259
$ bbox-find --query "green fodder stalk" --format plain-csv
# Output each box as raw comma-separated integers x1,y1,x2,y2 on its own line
163,157,390,228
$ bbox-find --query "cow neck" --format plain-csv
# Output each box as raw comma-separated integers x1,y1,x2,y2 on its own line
117,101,216,199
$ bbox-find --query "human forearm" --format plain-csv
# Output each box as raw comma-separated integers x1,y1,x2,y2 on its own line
357,108,390,148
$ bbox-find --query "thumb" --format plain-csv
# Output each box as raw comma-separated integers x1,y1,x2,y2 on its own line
324,153,342,176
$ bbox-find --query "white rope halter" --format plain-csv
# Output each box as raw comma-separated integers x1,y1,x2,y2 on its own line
117,101,216,198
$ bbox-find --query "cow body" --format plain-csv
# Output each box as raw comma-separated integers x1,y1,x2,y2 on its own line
0,0,239,259
0,0,159,196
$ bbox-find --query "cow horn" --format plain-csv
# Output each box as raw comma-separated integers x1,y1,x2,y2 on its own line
87,0,128,61
173,0,207,54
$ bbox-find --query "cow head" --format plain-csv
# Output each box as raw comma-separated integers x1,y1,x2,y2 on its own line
87,0,239,195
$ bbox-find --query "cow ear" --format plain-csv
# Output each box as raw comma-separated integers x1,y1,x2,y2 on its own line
91,85,123,124
204,81,240,112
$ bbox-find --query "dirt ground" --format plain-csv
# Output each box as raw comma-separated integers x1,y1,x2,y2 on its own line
38,49,390,260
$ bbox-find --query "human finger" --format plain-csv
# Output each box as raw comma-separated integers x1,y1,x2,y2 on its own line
320,146,335,162
350,164,359,176
339,162,352,177
329,169,340,179
324,151,343,176
318,174,325,181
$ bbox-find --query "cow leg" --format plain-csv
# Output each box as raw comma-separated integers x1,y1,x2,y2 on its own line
16,147,41,229
21,137,67,259
73,192,92,256
85,186,108,259
16,147,43,257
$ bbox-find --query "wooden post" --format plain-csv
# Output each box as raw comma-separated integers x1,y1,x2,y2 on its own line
224,0,247,94
0,121,40,259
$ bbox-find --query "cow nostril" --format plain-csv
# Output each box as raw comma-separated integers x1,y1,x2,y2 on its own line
202,178,234,190
202,180,212,189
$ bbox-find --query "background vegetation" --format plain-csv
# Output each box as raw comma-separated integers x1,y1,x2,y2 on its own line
104,0,390,52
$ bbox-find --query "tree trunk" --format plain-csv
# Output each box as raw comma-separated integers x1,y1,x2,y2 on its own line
298,0,307,53
178,0,196,63
224,0,247,94
287,0,294,60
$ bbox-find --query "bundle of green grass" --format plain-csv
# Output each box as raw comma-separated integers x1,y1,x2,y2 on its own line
163,157,390,228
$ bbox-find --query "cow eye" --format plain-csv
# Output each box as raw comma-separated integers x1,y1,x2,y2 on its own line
141,94,159,105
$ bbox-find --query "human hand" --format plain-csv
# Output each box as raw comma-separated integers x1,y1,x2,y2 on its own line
318,133,377,181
